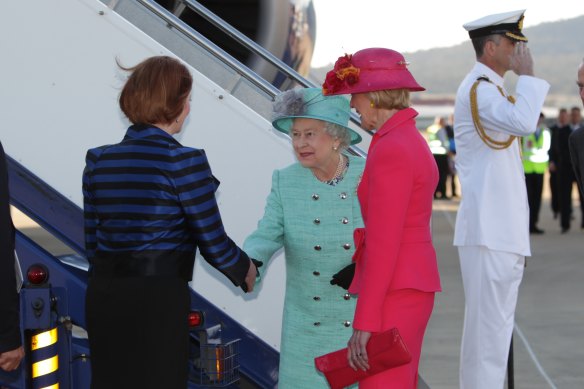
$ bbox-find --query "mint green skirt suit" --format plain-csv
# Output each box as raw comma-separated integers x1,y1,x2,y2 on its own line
244,155,365,388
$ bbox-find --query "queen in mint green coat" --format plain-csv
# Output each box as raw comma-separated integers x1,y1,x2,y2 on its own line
244,88,364,388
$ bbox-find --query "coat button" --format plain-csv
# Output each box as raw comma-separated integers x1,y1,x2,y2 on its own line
314,218,320,225
343,243,351,250
313,296,321,301
314,245,322,251
312,193,320,200
340,192,347,199
341,217,349,224
343,321,351,327
313,271,320,276
314,322,321,326
343,293,351,300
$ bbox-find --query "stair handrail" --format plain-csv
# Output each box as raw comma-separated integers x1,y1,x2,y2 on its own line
136,0,280,97
134,0,371,156
178,0,372,140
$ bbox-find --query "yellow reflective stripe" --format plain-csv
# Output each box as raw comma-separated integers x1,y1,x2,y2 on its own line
32,355,59,377
31,328,58,350
40,384,59,389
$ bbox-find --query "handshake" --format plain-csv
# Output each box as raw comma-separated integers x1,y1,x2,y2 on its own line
330,262,356,290
241,258,263,293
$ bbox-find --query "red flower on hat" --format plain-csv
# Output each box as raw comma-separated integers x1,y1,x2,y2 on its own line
334,54,353,71
323,54,360,95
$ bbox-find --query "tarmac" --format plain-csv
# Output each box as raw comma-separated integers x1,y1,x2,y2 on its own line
12,182,584,388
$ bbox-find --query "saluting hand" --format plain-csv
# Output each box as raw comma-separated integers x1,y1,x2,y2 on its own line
509,41,534,77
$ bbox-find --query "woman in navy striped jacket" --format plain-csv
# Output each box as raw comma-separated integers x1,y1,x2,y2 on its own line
82,56,258,389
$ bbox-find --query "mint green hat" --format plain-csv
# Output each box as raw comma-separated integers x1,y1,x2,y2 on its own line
272,88,362,145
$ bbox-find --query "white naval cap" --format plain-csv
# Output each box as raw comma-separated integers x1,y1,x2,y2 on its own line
463,9,527,42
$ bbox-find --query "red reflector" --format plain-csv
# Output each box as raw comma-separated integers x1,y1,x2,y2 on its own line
27,264,49,285
188,311,204,328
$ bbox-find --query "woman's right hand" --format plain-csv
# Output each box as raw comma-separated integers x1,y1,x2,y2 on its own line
347,329,371,371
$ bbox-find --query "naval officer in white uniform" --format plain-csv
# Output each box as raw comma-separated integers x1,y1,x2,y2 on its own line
453,10,549,388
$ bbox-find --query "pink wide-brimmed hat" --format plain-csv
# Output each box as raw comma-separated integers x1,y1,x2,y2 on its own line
322,48,424,96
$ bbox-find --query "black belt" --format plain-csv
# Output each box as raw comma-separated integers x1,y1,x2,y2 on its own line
89,251,194,281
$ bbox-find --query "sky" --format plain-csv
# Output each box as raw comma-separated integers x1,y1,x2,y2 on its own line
311,1,584,67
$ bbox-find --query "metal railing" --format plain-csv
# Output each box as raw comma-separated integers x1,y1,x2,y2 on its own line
134,0,370,156
135,0,280,97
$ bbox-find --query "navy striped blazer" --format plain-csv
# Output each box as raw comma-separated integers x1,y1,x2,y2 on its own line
82,125,249,285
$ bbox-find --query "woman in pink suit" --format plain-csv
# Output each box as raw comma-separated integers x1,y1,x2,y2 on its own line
323,48,442,388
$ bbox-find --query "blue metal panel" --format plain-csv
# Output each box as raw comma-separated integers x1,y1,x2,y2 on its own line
7,155,85,255
20,288,51,330
71,338,91,389
0,368,24,389
16,232,89,328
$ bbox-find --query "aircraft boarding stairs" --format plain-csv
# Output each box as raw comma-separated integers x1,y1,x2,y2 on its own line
0,0,390,388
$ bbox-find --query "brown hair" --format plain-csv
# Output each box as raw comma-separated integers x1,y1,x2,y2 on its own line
471,34,501,59
118,56,192,125
368,89,410,110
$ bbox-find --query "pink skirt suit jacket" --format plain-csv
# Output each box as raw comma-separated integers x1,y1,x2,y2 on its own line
349,108,442,387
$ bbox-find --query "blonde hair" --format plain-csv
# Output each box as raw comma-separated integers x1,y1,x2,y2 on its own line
367,89,410,110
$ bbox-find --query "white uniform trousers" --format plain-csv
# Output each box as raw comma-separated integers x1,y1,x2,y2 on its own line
458,245,525,389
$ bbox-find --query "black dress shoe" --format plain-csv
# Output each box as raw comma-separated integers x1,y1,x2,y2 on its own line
561,227,570,234
529,227,545,234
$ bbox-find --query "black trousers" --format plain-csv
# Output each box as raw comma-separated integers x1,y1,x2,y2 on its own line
549,171,559,215
558,168,584,230
433,154,449,198
525,173,544,229
86,275,190,389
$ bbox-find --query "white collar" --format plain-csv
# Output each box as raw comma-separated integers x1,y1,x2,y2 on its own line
473,62,505,86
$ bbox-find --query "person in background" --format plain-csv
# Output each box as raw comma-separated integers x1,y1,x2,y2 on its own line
83,56,258,389
244,87,364,388
556,106,584,232
522,112,551,234
323,47,441,388
454,10,549,388
427,116,451,199
0,141,24,372
570,59,584,195
445,113,459,198
549,108,569,219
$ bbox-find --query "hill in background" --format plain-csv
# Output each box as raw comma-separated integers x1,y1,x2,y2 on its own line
310,15,584,109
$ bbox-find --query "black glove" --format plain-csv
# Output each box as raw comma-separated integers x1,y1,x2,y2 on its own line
240,258,264,292
330,262,356,290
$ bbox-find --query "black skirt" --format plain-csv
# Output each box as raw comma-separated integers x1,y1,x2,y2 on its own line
86,275,190,389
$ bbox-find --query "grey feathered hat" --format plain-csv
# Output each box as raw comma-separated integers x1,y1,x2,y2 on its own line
272,87,362,145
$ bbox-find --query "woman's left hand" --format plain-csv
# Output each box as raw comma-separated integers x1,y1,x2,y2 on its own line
347,329,371,371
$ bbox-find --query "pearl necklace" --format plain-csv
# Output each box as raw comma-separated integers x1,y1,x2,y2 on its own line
314,154,346,183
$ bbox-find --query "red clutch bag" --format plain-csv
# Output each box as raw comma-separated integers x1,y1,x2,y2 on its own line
314,328,411,389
